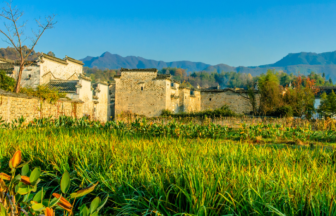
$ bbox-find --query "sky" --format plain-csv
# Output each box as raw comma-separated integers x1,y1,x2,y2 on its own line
0,0,335,67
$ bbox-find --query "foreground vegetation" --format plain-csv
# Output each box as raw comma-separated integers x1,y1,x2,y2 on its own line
1,117,336,215
3,116,336,144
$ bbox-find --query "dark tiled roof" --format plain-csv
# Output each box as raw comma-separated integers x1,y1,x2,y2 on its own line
0,63,14,74
204,86,220,90
156,74,171,80
120,68,158,72
201,88,258,94
65,56,84,65
114,75,121,78
46,80,79,93
41,54,68,65
79,74,92,81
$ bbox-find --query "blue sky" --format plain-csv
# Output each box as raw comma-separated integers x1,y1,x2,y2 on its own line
0,0,335,66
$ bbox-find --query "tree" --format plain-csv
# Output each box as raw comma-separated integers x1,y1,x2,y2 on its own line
0,1,56,93
283,76,318,119
47,51,55,57
258,70,283,115
318,91,336,118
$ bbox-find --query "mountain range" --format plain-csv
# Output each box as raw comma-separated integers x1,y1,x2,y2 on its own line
81,51,336,80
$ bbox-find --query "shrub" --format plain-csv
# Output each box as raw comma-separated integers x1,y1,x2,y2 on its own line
0,70,16,92
0,150,106,215
271,105,293,117
20,85,66,104
161,105,238,118
161,109,173,116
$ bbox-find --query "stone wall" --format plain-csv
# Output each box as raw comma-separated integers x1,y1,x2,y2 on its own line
201,90,255,114
0,75,111,123
113,70,257,118
0,90,84,123
114,71,168,118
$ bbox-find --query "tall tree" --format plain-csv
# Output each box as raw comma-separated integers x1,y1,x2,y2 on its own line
283,76,318,119
0,1,56,93
258,70,283,115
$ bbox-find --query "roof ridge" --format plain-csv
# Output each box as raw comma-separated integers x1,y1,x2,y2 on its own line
41,53,68,65
120,68,158,72
65,56,84,65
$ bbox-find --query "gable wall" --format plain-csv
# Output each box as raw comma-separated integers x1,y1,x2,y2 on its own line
95,83,110,122
115,72,167,118
40,58,83,84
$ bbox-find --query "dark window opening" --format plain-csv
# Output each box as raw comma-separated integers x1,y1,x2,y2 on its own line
209,98,212,101
141,87,144,91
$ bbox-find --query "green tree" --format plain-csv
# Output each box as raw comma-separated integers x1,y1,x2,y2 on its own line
47,51,55,57
258,70,283,115
0,70,15,91
283,76,317,119
318,91,336,118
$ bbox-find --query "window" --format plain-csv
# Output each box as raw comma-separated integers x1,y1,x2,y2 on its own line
209,98,212,101
141,86,143,91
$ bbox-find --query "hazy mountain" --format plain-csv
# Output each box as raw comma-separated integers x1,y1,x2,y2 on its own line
81,51,336,80
265,51,336,67
81,52,210,72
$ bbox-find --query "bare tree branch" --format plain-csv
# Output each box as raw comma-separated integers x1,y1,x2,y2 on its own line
24,14,56,62
0,0,57,92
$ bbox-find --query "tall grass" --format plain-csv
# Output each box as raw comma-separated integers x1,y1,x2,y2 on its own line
0,127,336,215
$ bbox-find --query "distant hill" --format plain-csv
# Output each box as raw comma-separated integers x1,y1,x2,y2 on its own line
81,52,210,72
0,46,44,61
265,51,336,67
80,51,336,80
82,50,336,81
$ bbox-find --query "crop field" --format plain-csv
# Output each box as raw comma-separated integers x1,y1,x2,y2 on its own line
1,117,336,215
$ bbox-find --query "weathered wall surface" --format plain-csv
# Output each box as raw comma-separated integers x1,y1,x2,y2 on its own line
95,83,110,122
77,77,95,119
201,90,254,114
0,90,84,123
183,89,201,113
168,82,181,113
12,65,41,88
115,72,167,118
40,58,83,84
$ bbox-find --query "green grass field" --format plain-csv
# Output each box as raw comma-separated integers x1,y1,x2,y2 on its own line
1,120,336,215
